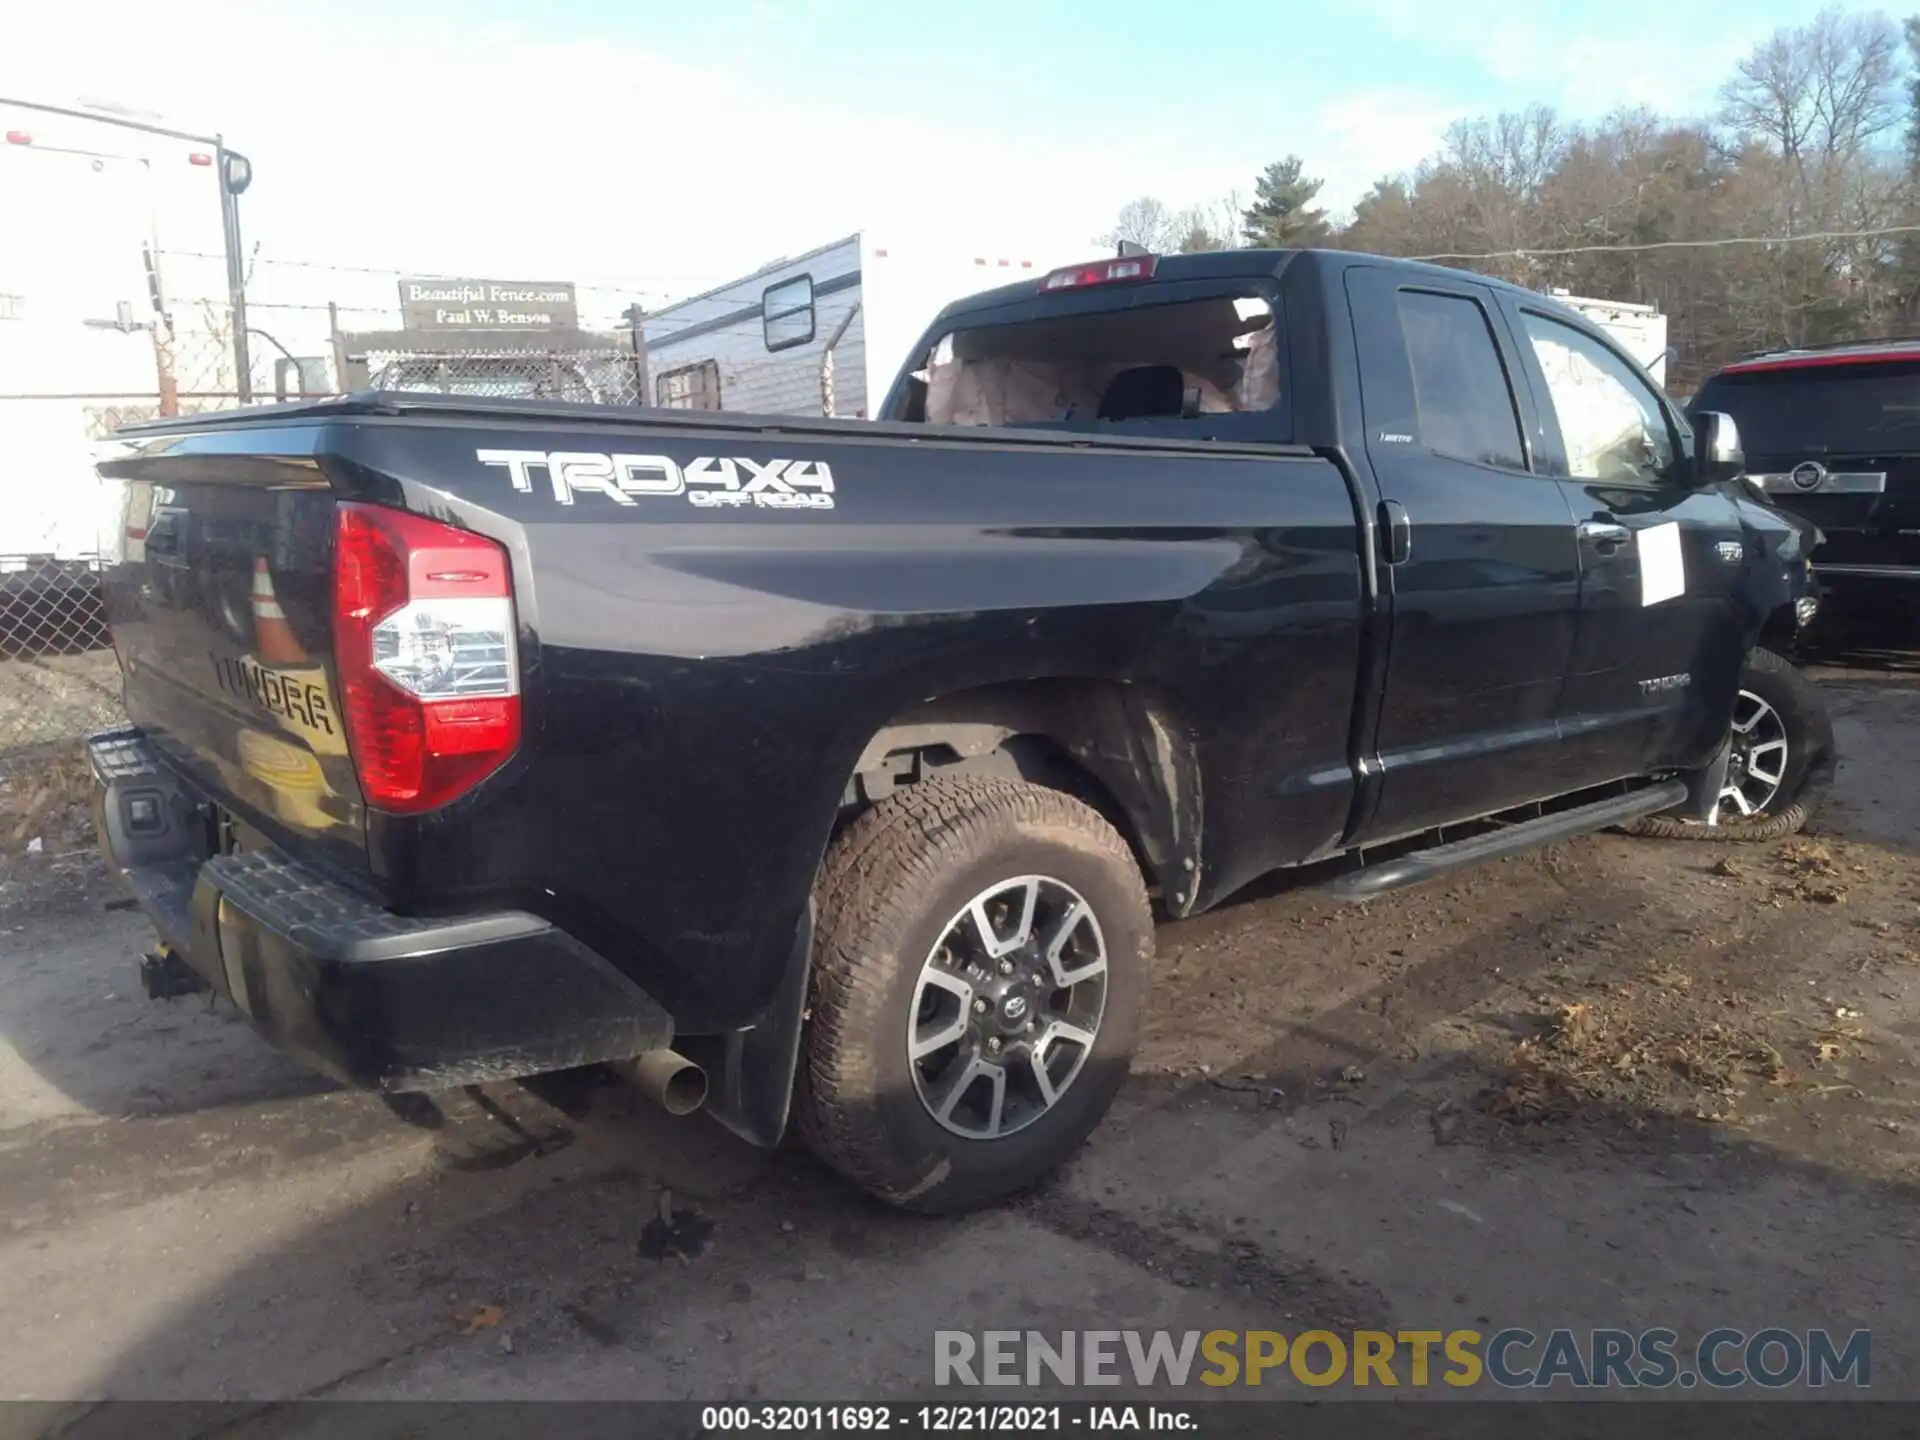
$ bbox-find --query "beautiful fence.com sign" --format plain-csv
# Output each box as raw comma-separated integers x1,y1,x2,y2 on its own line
397,278,579,330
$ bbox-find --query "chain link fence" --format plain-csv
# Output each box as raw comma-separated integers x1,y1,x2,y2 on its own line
0,555,121,845
352,338,646,406
0,298,653,819
0,300,250,823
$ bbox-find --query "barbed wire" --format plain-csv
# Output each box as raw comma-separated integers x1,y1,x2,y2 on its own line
159,248,724,301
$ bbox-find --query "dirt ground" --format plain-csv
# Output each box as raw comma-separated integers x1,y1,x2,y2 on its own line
5,657,1920,1412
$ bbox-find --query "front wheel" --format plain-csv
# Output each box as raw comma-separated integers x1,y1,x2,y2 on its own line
794,774,1153,1213
1625,647,1835,842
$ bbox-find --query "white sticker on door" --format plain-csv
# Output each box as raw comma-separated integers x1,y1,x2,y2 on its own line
1638,521,1685,607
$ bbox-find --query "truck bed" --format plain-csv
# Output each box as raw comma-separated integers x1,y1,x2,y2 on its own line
96,391,1366,1036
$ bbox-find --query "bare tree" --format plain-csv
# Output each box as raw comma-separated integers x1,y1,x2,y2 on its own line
1098,196,1182,252
1171,192,1246,252
1721,7,1901,176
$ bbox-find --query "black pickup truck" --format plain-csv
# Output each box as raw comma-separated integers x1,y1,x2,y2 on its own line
90,247,1819,1212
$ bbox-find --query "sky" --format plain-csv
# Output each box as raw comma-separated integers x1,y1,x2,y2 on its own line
1,0,1842,328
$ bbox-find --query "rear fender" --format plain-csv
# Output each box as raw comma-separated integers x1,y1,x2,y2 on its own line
846,681,1203,913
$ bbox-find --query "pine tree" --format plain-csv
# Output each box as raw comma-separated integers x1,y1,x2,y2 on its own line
1240,156,1331,248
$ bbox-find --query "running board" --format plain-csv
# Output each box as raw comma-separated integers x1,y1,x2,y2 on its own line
1325,780,1689,903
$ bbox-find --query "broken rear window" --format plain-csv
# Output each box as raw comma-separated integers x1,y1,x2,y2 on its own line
899,293,1284,437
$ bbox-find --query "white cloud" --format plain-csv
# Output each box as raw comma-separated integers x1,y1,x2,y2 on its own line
2,0,1487,329
1294,90,1469,211
1345,0,1777,123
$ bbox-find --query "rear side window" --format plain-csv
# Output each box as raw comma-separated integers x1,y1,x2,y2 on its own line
900,292,1283,435
1693,359,1920,456
1395,290,1526,470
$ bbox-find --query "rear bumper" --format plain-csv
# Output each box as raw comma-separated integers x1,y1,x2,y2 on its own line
88,728,672,1091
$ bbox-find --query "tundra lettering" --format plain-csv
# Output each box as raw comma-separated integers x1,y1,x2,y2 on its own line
210,653,334,735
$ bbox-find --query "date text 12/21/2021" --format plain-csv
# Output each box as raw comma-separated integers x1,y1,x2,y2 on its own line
699,1405,1193,1433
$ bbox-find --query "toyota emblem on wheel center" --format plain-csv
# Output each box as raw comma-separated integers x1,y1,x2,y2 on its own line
1790,461,1826,491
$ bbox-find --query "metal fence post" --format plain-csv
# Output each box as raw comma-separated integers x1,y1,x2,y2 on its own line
820,302,860,418
624,303,650,407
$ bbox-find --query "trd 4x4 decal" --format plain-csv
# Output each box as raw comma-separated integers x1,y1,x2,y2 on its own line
476,449,835,510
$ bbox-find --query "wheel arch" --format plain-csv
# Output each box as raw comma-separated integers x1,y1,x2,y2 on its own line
1757,600,1803,659
838,678,1203,914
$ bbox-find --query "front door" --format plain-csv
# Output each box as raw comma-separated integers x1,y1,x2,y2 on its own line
1345,268,1584,844
1501,303,1749,788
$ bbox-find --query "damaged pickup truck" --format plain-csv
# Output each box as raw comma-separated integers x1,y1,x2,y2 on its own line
89,247,1820,1212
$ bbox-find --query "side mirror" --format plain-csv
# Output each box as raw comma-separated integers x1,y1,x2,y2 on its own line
1692,410,1743,486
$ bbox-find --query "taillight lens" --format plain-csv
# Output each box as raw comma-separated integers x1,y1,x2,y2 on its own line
332,503,520,813
1038,255,1157,291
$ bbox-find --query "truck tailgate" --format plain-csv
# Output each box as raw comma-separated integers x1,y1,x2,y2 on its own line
98,440,366,872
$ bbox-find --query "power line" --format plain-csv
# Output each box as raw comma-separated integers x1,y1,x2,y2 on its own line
1405,224,1920,262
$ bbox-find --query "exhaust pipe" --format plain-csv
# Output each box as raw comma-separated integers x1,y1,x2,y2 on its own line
613,1048,708,1116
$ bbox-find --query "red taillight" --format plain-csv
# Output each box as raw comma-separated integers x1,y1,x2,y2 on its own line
1039,255,1157,292
188,151,214,166
5,131,32,146
332,503,520,814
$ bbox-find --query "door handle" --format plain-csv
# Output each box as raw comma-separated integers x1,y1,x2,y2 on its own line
1578,519,1631,551
1380,499,1412,565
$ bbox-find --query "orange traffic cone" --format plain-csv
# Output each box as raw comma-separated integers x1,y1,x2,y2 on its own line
252,556,308,665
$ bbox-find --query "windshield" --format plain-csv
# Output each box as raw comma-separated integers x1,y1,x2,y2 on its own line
1692,360,1920,455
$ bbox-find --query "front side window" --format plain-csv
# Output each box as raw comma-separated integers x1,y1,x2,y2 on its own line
1395,290,1526,470
763,276,815,352
1523,312,1676,484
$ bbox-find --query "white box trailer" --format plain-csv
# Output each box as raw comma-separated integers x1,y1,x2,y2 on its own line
641,232,1092,419
1550,290,1671,388
0,97,252,570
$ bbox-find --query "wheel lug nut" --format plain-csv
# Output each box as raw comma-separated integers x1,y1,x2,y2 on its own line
999,959,1014,975
988,1037,1001,1052
973,999,987,1014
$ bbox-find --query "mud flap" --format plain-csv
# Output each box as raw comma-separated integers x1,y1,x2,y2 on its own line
688,901,813,1150
1682,737,1732,821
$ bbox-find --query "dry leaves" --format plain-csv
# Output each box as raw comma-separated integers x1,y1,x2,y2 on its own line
456,1304,505,1335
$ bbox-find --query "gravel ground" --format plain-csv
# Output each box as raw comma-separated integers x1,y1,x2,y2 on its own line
3,657,1918,1415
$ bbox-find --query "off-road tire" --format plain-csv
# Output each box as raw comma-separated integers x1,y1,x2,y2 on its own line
1625,647,1835,842
793,774,1153,1213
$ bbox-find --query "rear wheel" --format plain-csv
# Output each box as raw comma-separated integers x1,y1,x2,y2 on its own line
1625,647,1834,842
794,774,1152,1213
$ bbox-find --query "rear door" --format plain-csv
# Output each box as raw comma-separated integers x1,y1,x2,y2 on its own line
1503,303,1749,786
1344,267,1584,843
